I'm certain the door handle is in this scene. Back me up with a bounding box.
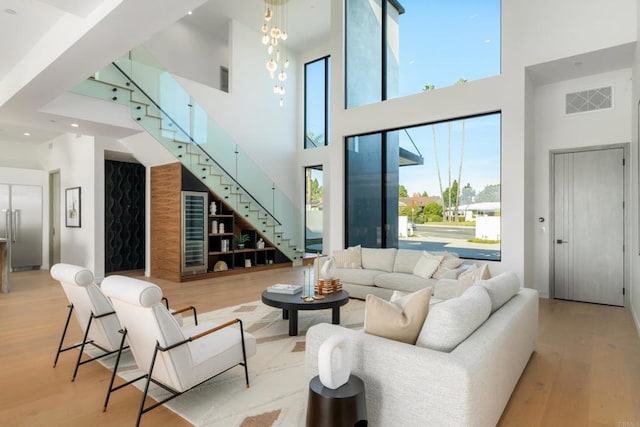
[11,210,17,243]
[556,239,568,244]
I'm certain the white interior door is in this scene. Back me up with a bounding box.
[552,147,624,306]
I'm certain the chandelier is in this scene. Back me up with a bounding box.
[261,0,290,106]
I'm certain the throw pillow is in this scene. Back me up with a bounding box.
[412,252,444,279]
[333,245,362,269]
[431,252,464,279]
[364,287,432,345]
[477,271,520,313]
[416,285,492,352]
[455,263,491,297]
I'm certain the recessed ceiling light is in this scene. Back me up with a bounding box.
[4,8,17,15]
[71,123,79,128]
[23,132,31,136]
[187,10,192,15]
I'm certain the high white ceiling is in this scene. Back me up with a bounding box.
[0,0,634,148]
[0,0,329,146]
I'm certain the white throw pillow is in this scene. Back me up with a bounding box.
[333,245,362,269]
[455,263,491,296]
[431,252,464,279]
[477,271,520,313]
[413,252,444,279]
[416,285,491,352]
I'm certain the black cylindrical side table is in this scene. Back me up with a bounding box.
[306,374,367,427]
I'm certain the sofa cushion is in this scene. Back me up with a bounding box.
[413,251,444,278]
[333,245,362,269]
[364,287,432,344]
[477,272,520,313]
[455,263,491,296]
[416,285,491,352]
[361,247,397,273]
[392,249,423,274]
[431,252,465,279]
[374,272,434,293]
[335,268,381,287]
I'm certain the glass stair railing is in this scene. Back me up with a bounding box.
[71,47,302,264]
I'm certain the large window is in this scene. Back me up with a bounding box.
[304,56,330,148]
[346,112,501,260]
[346,0,501,107]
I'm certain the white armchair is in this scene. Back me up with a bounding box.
[51,263,125,381]
[101,275,257,426]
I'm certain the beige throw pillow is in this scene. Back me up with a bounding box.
[431,252,464,279]
[455,264,491,296]
[364,287,432,344]
[333,245,362,269]
[412,252,443,279]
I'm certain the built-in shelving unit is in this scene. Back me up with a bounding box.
[150,162,291,282]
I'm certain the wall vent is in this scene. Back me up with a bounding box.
[565,86,612,114]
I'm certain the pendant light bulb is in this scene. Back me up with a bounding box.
[264,8,272,21]
[281,32,288,41]
[262,34,269,45]
[278,70,287,81]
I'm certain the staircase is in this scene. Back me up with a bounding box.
[71,47,302,265]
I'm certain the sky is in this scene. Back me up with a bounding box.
[393,0,501,197]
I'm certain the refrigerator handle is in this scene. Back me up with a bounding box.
[3,209,9,240]
[11,209,17,243]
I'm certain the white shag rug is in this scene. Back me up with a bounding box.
[98,298,365,426]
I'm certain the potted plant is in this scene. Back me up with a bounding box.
[235,234,250,249]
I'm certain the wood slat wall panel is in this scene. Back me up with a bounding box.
[150,163,182,281]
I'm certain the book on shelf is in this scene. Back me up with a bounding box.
[267,284,303,295]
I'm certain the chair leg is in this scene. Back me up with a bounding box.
[53,304,74,368]
[238,319,250,388]
[136,343,161,427]
[71,314,94,381]
[103,329,128,412]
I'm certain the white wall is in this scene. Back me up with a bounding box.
[37,133,97,273]
[510,0,636,67]
[630,5,640,333]
[0,141,42,170]
[145,19,228,90]
[531,69,633,297]
[174,19,299,203]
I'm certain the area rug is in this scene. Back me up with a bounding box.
[98,298,365,426]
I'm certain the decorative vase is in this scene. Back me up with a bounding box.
[318,334,352,389]
[320,256,336,280]
[209,202,217,215]
[219,223,225,233]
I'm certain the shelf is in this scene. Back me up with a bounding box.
[209,214,233,218]
[208,251,234,256]
[208,232,234,237]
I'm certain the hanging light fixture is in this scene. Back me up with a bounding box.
[262,0,290,106]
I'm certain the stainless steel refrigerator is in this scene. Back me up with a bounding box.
[0,184,43,271]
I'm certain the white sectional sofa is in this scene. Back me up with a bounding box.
[305,272,538,427]
[319,247,471,300]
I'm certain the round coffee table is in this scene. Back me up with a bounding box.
[261,289,350,336]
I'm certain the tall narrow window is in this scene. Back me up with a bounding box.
[346,0,501,107]
[305,166,324,253]
[304,56,330,148]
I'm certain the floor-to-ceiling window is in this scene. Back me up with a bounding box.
[305,166,324,253]
[346,112,501,260]
[346,0,501,107]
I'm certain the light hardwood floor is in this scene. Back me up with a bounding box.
[1,268,639,426]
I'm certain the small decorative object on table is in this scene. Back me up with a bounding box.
[318,334,353,389]
[267,283,303,294]
[315,279,342,295]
